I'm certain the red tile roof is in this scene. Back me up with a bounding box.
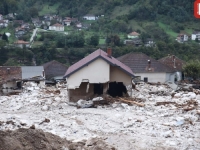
[64,49,134,78]
[158,55,185,71]
[14,40,29,44]
[0,66,22,84]
[52,23,63,27]
[128,32,140,36]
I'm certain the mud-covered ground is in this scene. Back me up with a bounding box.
[0,82,200,150]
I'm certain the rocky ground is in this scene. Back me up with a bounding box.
[0,82,200,150]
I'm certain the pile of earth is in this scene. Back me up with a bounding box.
[0,128,115,150]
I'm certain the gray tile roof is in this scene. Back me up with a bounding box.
[117,52,175,73]
[42,60,68,79]
[21,66,44,80]
[64,49,134,78]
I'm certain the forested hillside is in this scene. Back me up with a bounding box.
[0,0,200,66]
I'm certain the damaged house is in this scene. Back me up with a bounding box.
[117,52,178,83]
[21,66,45,86]
[158,54,185,81]
[63,49,135,102]
[0,66,22,94]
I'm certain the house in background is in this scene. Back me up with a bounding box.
[158,54,185,80]
[0,66,22,94]
[191,31,200,41]
[176,34,189,43]
[43,60,68,80]
[21,66,45,86]
[64,48,134,102]
[144,38,155,47]
[117,52,177,83]
[49,23,64,31]
[14,40,30,48]
[127,31,140,39]
[83,14,96,20]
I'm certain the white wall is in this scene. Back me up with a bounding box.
[134,72,176,83]
[83,16,96,20]
[67,58,110,89]
[2,81,17,93]
[49,26,64,31]
[191,34,196,40]
[110,66,132,86]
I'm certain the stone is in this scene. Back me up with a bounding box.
[41,105,49,111]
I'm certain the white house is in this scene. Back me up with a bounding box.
[83,14,96,20]
[63,48,135,102]
[176,34,189,43]
[14,40,30,48]
[49,23,64,31]
[191,31,200,41]
[118,52,178,83]
[127,32,140,39]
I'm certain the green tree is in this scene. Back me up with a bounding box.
[183,60,200,80]
[2,32,8,42]
[90,34,99,46]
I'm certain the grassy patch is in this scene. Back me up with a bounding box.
[99,38,105,44]
[158,22,178,38]
[111,5,132,19]
[31,41,43,48]
[0,27,16,43]
[39,3,60,16]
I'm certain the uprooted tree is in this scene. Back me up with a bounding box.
[183,60,200,80]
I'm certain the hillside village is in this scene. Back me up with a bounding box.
[1,12,200,49]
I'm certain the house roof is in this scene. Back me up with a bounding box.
[0,66,21,84]
[52,23,63,27]
[42,60,68,78]
[158,55,185,71]
[21,66,44,80]
[128,32,140,36]
[64,49,134,78]
[117,52,175,73]
[14,40,29,44]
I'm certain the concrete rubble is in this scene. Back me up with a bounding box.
[0,82,200,149]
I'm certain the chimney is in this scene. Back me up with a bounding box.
[7,68,10,74]
[148,60,151,70]
[107,48,112,57]
[172,55,176,68]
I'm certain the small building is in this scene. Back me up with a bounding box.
[144,38,155,47]
[0,20,8,28]
[117,52,177,83]
[0,66,22,94]
[43,60,68,80]
[191,31,200,41]
[64,48,135,102]
[21,66,45,86]
[158,54,185,80]
[127,32,140,39]
[49,23,64,31]
[14,40,30,48]
[124,38,142,47]
[176,34,188,43]
[83,14,96,20]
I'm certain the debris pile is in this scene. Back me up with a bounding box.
[0,128,115,150]
[0,81,200,149]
